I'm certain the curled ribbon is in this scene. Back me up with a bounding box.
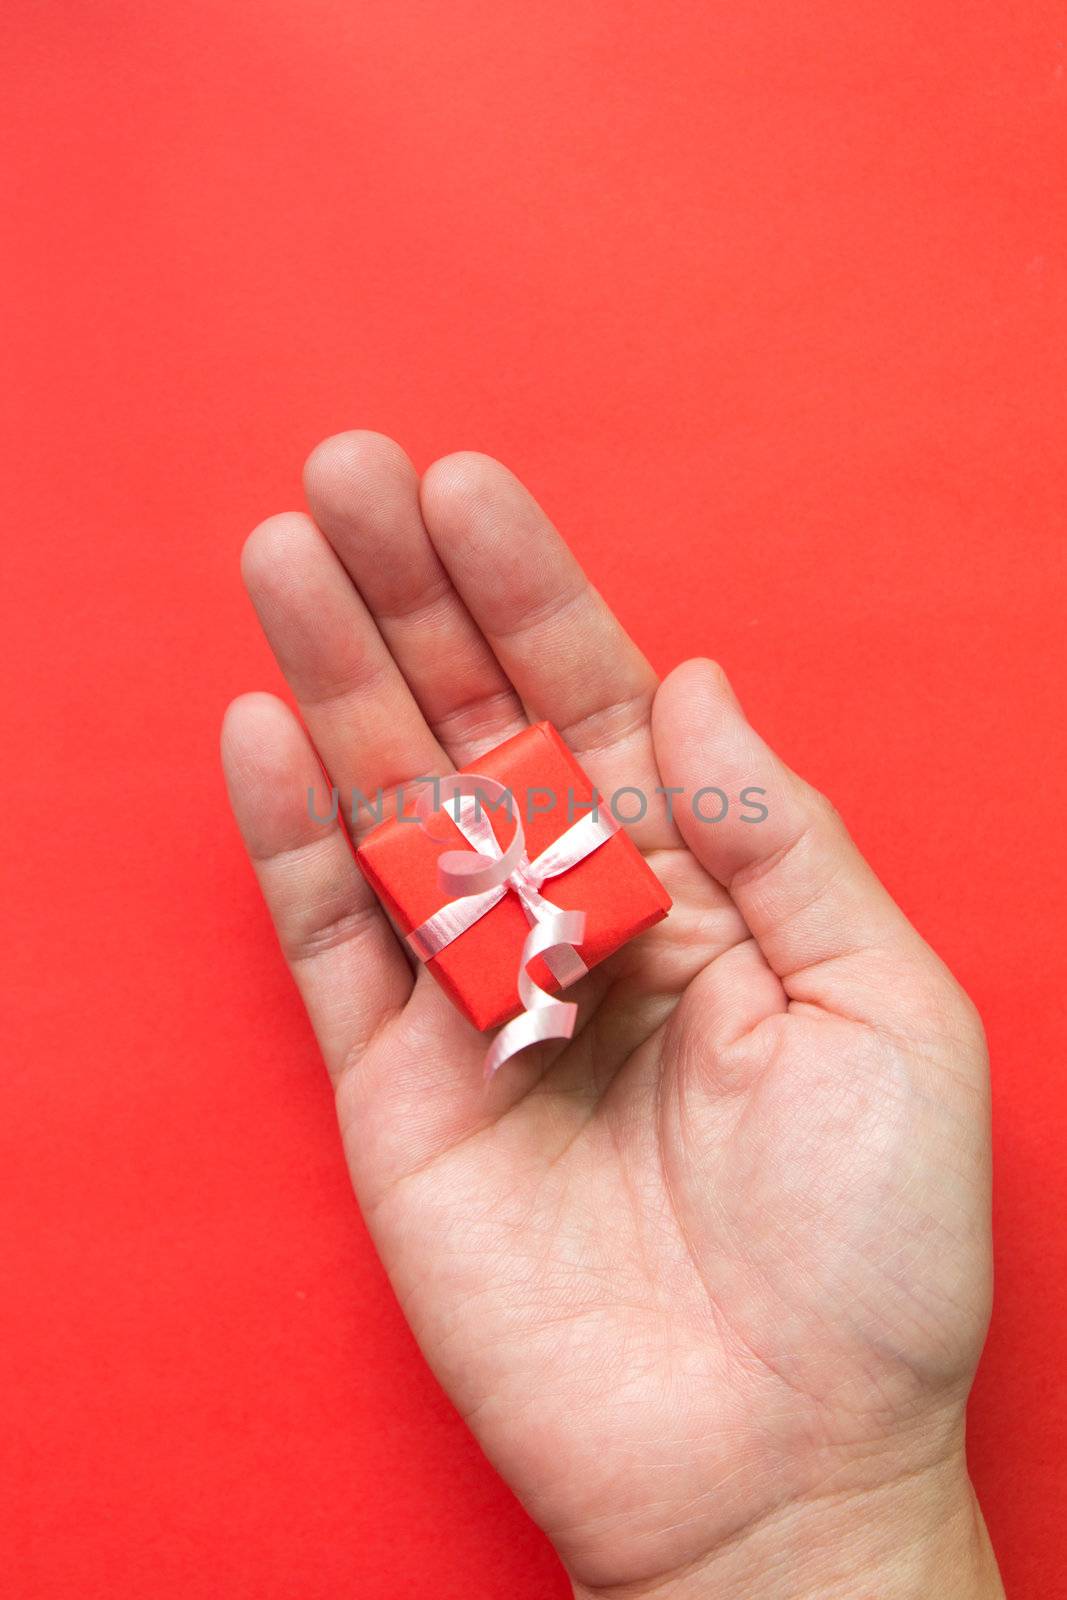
[406,773,619,1078]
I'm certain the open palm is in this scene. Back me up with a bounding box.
[222,435,994,1598]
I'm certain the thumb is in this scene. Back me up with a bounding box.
[652,658,973,1036]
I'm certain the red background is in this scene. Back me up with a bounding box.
[2,3,1064,1595]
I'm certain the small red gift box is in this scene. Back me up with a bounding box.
[356,721,672,1032]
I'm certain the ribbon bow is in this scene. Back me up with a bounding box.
[406,773,619,1078]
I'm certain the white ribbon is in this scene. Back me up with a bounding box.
[405,773,619,1077]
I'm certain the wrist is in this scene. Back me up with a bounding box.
[571,1455,1003,1600]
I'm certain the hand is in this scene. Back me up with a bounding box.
[221,434,1001,1599]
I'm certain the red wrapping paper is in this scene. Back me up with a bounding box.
[356,721,672,1031]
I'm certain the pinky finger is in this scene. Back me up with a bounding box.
[221,693,412,1080]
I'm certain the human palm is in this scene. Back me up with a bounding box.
[222,434,995,1597]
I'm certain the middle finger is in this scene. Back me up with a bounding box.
[303,431,528,766]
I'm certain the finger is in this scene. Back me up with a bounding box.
[652,658,956,1027]
[221,697,582,1181]
[303,432,528,765]
[221,693,411,1078]
[241,511,451,837]
[419,453,677,849]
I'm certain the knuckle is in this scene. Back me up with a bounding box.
[283,900,380,967]
[799,778,842,829]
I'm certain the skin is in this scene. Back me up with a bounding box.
[221,432,1003,1599]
